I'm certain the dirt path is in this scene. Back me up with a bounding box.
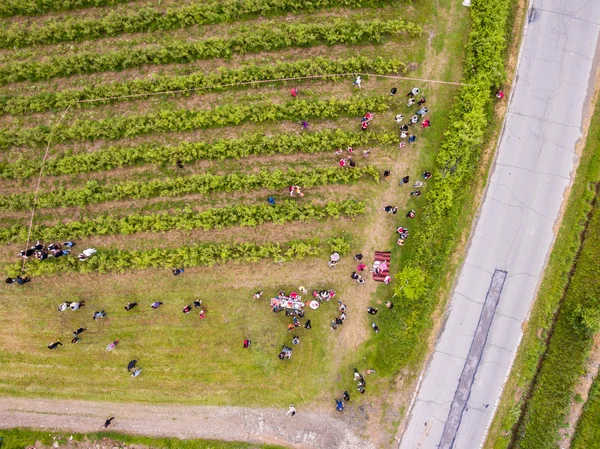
[0,397,375,449]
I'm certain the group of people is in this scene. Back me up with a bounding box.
[17,241,97,263]
[48,295,213,378]
[331,299,347,330]
[360,111,374,131]
[395,171,433,246]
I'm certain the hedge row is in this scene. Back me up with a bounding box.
[0,0,130,17]
[0,129,396,180]
[0,166,380,211]
[0,95,395,149]
[370,0,513,375]
[0,56,404,116]
[1,0,397,48]
[7,236,351,276]
[0,19,420,85]
[0,199,366,243]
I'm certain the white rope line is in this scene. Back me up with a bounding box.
[18,71,465,272]
[76,72,467,104]
[21,104,71,273]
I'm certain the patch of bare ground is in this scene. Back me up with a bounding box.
[0,6,401,66]
[557,333,600,448]
[0,38,415,96]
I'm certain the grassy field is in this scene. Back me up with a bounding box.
[0,428,285,449]
[0,0,475,421]
[483,77,600,448]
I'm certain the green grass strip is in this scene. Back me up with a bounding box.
[0,166,380,211]
[0,0,131,18]
[0,199,365,243]
[365,0,513,376]
[0,19,420,85]
[0,428,287,449]
[0,129,396,179]
[0,56,404,116]
[571,374,600,449]
[0,0,398,48]
[0,95,395,149]
[6,235,352,276]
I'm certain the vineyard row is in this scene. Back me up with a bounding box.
[0,166,380,211]
[0,96,395,149]
[0,129,396,180]
[0,0,130,17]
[1,0,397,48]
[0,56,404,116]
[0,199,365,244]
[7,236,351,277]
[0,19,420,85]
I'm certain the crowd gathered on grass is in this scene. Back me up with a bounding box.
[4,78,438,413]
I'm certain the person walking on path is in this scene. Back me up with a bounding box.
[291,87,298,98]
[353,76,362,88]
[103,417,114,428]
[286,405,296,416]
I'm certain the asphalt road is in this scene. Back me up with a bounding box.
[399,1,600,448]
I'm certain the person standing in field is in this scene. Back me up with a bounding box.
[287,404,296,416]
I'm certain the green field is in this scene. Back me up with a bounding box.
[0,1,520,446]
[0,0,476,418]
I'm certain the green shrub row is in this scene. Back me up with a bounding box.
[7,236,351,276]
[369,0,513,376]
[0,0,130,17]
[0,129,396,179]
[0,199,365,243]
[1,0,397,48]
[0,56,404,116]
[0,19,420,85]
[0,166,379,211]
[0,95,395,149]
[515,202,600,449]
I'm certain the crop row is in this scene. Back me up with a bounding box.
[0,0,130,18]
[0,56,404,116]
[0,129,396,180]
[0,96,395,149]
[1,0,397,48]
[0,19,420,85]
[7,236,351,277]
[0,199,366,244]
[0,166,380,211]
